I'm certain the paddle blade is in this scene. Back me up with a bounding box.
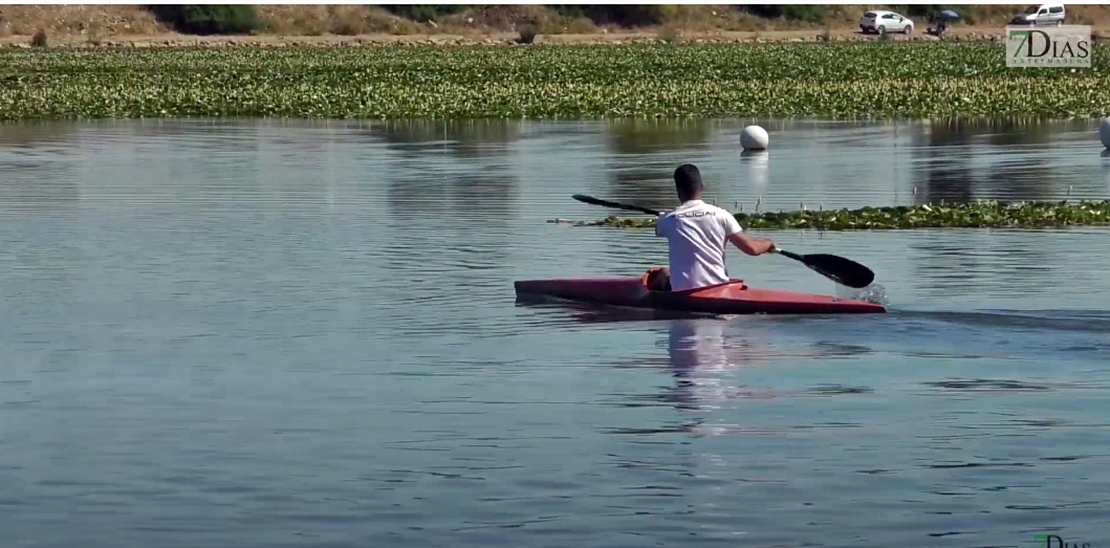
[798,253,875,288]
[571,194,661,216]
[571,194,612,208]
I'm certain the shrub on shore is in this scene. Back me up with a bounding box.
[741,5,829,24]
[148,5,259,35]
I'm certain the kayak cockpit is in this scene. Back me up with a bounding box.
[643,266,748,295]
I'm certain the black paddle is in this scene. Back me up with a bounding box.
[571,193,876,289]
[572,194,662,216]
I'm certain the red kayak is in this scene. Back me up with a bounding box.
[515,268,886,315]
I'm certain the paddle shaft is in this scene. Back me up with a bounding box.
[773,248,830,274]
[773,248,805,262]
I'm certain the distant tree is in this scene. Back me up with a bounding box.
[147,5,259,35]
[887,5,968,22]
[741,5,828,23]
[548,5,674,27]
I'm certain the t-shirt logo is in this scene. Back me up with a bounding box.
[676,210,713,219]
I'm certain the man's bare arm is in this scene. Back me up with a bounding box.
[727,232,776,256]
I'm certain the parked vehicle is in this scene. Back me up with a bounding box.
[859,10,915,35]
[1009,3,1066,26]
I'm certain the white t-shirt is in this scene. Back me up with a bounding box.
[655,200,743,292]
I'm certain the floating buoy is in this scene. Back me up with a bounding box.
[1100,117,1110,150]
[740,125,769,151]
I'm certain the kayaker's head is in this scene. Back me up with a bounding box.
[673,163,704,202]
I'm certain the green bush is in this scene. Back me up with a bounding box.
[549,5,672,27]
[147,5,259,35]
[740,5,828,23]
[517,25,538,44]
[888,5,971,23]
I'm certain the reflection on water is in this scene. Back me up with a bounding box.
[1103,150,1110,194]
[0,122,80,211]
[369,119,523,160]
[2,117,1107,216]
[0,120,79,149]
[907,230,1064,300]
[911,118,1075,205]
[2,118,1110,548]
[606,118,714,156]
[664,319,774,415]
[597,318,781,436]
[738,150,769,201]
[603,119,717,212]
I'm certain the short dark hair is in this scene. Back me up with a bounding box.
[673,164,703,197]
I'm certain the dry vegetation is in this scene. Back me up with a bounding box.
[253,5,421,36]
[1,4,1110,45]
[0,5,165,38]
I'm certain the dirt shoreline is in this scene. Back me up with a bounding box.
[7,26,1108,49]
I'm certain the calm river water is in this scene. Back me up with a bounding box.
[2,118,1110,548]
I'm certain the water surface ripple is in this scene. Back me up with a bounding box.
[1,119,1109,548]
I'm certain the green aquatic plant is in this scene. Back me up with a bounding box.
[0,42,1108,121]
[563,200,1110,230]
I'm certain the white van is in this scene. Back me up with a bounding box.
[1010,4,1066,26]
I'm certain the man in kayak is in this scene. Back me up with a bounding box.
[646,164,776,292]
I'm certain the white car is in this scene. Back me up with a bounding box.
[859,10,915,35]
[1009,3,1066,26]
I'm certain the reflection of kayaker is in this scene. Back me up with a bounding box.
[669,319,730,373]
[665,319,777,413]
[647,164,776,292]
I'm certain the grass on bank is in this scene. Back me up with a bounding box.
[1,42,1108,121]
[574,201,1110,230]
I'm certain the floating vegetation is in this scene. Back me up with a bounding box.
[563,201,1110,230]
[0,42,1108,121]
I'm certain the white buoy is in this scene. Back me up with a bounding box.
[740,125,769,151]
[1100,117,1110,149]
